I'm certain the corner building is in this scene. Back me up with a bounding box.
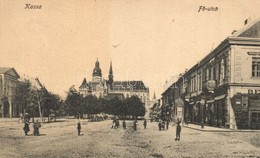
[162,18,260,129]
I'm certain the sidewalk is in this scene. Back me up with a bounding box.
[183,123,260,132]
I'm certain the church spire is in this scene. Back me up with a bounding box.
[108,61,114,85]
[153,91,156,100]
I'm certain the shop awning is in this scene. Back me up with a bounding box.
[206,100,214,103]
[214,94,226,101]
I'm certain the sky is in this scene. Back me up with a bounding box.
[1,0,260,99]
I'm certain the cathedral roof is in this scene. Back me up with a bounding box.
[111,81,148,91]
[92,59,102,77]
[79,78,90,88]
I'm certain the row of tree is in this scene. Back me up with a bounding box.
[14,80,146,121]
[65,88,146,119]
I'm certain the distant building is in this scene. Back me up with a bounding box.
[0,67,20,118]
[162,18,260,129]
[79,59,150,111]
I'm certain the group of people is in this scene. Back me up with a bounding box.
[158,119,170,131]
[111,119,120,129]
[23,118,182,141]
[110,119,148,131]
[23,119,42,136]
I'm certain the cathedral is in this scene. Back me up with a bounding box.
[79,59,150,108]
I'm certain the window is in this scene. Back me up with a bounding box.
[198,74,202,91]
[208,68,211,80]
[252,57,260,77]
[218,62,221,82]
[213,67,216,80]
[251,112,260,123]
[223,59,227,77]
[206,68,209,81]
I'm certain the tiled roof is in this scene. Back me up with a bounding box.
[233,18,260,38]
[0,67,20,78]
[0,67,13,74]
[79,79,148,91]
[111,81,148,91]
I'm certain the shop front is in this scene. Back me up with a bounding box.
[231,93,260,129]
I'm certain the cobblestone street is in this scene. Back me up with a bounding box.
[0,119,259,158]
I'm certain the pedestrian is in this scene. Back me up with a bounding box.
[23,120,30,136]
[162,121,165,130]
[158,119,162,131]
[122,120,126,130]
[115,119,120,128]
[77,121,81,136]
[143,119,147,129]
[175,122,181,141]
[133,119,138,131]
[33,120,41,136]
[166,120,169,130]
[111,119,115,129]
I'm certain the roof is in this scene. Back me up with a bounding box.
[233,18,260,38]
[0,67,20,78]
[111,81,148,91]
[79,78,90,88]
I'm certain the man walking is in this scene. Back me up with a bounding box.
[175,122,181,141]
[166,120,169,130]
[23,120,30,136]
[122,120,126,130]
[33,120,41,136]
[133,119,138,131]
[77,121,81,136]
[143,119,147,129]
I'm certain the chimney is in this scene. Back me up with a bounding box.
[231,30,237,35]
[244,17,252,25]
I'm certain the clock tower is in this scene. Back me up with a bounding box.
[92,58,102,82]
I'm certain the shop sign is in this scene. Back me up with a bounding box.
[248,89,260,94]
[235,99,241,105]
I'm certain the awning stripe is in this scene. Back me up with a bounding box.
[206,100,214,103]
[214,94,226,101]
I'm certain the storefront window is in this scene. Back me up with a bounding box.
[251,112,260,123]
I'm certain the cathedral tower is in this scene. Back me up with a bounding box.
[92,58,102,82]
[108,61,114,86]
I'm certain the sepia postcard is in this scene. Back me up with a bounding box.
[0,0,260,157]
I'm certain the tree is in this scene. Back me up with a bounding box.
[65,87,82,118]
[13,79,32,116]
[43,92,63,122]
[126,96,145,118]
[30,87,48,121]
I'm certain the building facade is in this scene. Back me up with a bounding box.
[162,18,260,129]
[0,67,20,118]
[79,59,150,113]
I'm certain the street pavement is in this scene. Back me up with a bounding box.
[0,119,259,158]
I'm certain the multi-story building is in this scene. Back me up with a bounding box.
[0,67,20,118]
[162,18,260,129]
[79,59,150,113]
